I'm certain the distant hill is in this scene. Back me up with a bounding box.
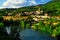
[0,0,60,16]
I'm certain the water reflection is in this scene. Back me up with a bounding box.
[5,26,11,35]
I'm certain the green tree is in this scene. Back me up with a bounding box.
[0,22,4,28]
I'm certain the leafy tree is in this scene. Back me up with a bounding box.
[0,22,4,28]
[41,1,60,16]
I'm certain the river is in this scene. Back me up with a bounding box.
[0,27,56,40]
[19,29,55,40]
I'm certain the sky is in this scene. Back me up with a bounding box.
[0,0,51,9]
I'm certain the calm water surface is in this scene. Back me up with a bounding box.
[6,27,54,40]
[0,27,55,40]
[19,29,55,40]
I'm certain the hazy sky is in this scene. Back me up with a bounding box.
[0,0,51,9]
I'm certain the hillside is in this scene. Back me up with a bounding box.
[0,0,60,16]
[41,1,60,16]
[0,0,60,22]
[0,0,60,39]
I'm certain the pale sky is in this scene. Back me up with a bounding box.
[0,0,51,9]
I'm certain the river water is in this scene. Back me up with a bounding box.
[0,27,56,40]
[19,29,55,40]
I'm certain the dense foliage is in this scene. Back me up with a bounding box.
[41,1,60,16]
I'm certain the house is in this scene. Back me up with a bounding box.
[36,11,40,14]
[24,12,29,15]
[8,13,13,15]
